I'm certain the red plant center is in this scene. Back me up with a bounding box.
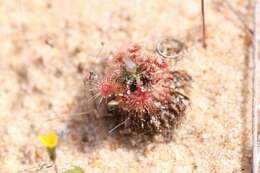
[99,82,115,96]
[130,88,149,105]
[154,58,168,68]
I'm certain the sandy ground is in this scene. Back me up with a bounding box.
[0,0,260,172]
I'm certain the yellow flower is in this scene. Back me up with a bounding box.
[38,133,58,148]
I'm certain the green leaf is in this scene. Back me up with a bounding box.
[63,167,84,173]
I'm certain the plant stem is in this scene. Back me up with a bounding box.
[54,161,58,173]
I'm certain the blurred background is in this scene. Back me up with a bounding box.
[0,0,259,172]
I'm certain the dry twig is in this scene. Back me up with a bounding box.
[201,0,207,48]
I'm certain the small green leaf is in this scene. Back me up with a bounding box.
[63,167,84,173]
